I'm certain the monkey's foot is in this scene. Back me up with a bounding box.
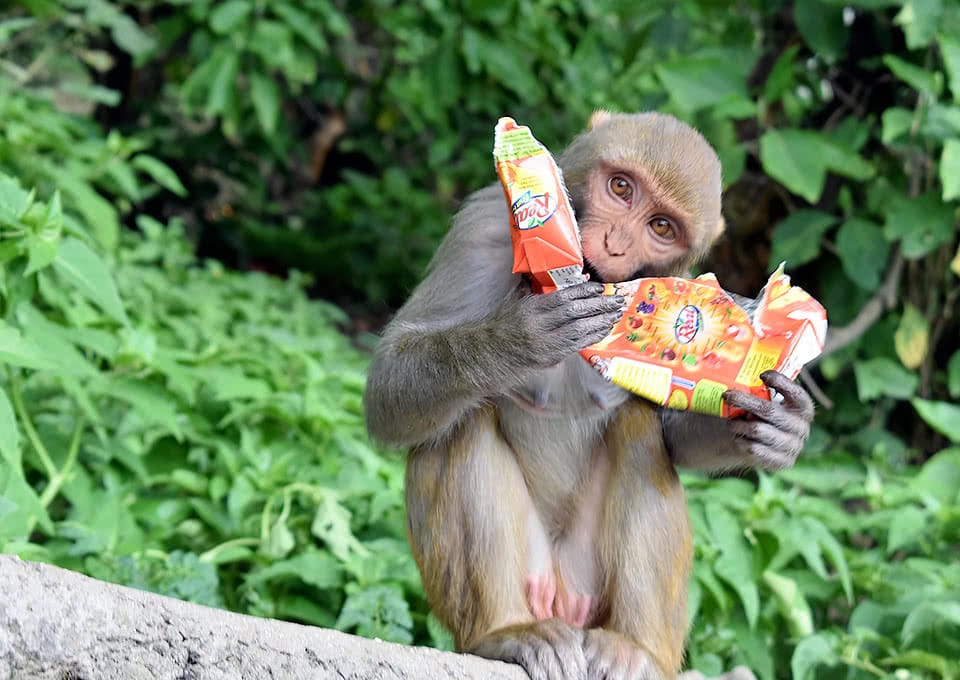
[470,619,586,680]
[584,629,662,680]
[554,586,594,628]
[525,571,557,620]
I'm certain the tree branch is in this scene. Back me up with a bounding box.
[818,251,904,360]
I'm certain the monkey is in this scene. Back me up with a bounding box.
[364,111,814,680]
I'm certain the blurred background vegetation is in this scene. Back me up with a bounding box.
[0,0,958,677]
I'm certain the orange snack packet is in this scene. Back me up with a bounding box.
[494,117,587,293]
[580,265,828,417]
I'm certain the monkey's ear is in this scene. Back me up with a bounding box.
[587,109,613,130]
[714,215,727,240]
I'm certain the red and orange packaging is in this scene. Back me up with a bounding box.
[494,117,587,293]
[493,117,828,417]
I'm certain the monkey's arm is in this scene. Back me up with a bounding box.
[662,371,814,472]
[365,187,622,448]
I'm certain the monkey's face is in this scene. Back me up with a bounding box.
[578,164,696,283]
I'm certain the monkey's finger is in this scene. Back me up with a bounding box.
[550,281,606,302]
[722,389,806,435]
[760,370,815,422]
[560,313,623,348]
[729,418,779,446]
[729,420,803,466]
[548,295,625,329]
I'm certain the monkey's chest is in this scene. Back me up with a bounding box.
[506,355,630,416]
[495,358,630,505]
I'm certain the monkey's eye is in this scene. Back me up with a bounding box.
[649,217,676,240]
[608,175,633,202]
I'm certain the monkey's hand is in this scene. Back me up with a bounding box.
[499,281,624,369]
[721,370,814,470]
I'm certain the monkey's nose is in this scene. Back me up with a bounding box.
[603,233,626,257]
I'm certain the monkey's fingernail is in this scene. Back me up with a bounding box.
[615,296,625,304]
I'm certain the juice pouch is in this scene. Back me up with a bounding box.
[580,264,827,417]
[494,117,587,293]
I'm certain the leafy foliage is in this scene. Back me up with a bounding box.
[1,1,959,679]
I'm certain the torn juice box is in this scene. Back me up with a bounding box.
[494,117,587,293]
[580,264,828,417]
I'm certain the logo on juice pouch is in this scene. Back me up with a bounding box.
[674,305,702,345]
[511,190,558,230]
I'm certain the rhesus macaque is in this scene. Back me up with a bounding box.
[365,112,814,680]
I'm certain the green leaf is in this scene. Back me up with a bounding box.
[763,571,814,637]
[132,155,187,197]
[0,463,52,538]
[883,54,943,96]
[912,399,960,442]
[52,175,119,252]
[948,350,960,398]
[912,448,960,504]
[835,217,890,289]
[336,584,413,644]
[246,548,343,590]
[109,13,157,59]
[902,601,960,643]
[249,73,282,136]
[854,357,919,400]
[0,324,61,371]
[894,0,943,49]
[656,50,752,113]
[769,210,837,266]
[884,191,956,258]
[25,192,63,276]
[941,35,960,101]
[894,304,930,370]
[887,506,927,553]
[0,387,20,465]
[706,503,758,628]
[272,3,327,52]
[760,130,826,203]
[940,138,960,201]
[53,238,128,325]
[97,377,183,440]
[311,493,367,562]
[760,129,873,203]
[791,633,839,680]
[881,107,914,144]
[0,174,32,224]
[794,0,847,59]
[205,47,240,117]
[209,0,252,34]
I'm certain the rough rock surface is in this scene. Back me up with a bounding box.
[0,555,525,680]
[0,555,756,680]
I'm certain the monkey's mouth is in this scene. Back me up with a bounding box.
[582,259,606,284]
[583,258,650,284]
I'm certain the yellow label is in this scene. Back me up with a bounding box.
[667,390,689,409]
[735,339,781,386]
[691,379,727,415]
[610,358,672,405]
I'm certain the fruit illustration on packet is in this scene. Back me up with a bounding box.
[493,117,828,417]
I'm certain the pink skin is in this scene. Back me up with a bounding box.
[526,571,595,628]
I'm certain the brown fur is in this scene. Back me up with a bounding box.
[367,112,727,680]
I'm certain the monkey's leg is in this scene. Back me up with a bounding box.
[405,406,586,680]
[588,400,694,680]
